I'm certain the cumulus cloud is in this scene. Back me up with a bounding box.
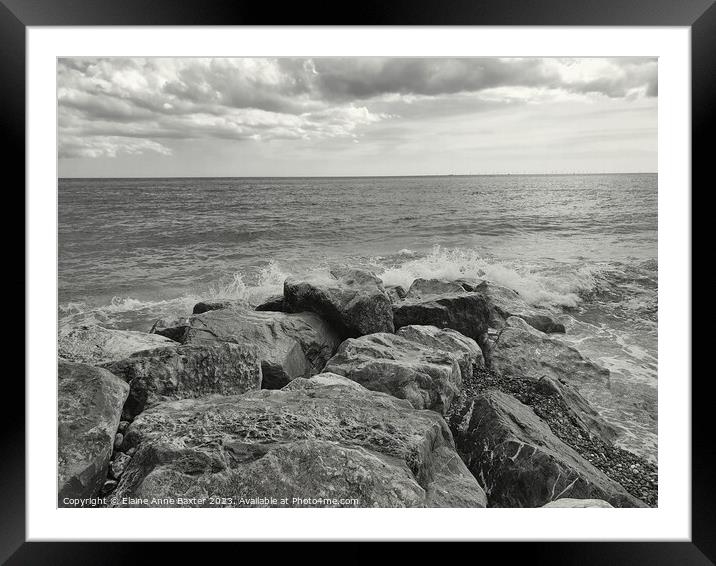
[57,57,657,159]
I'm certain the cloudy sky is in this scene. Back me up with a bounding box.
[58,57,657,177]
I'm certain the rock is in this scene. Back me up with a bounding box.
[396,324,484,380]
[542,498,613,508]
[111,374,486,508]
[405,278,469,298]
[535,376,618,444]
[114,433,124,451]
[489,317,610,385]
[385,285,407,303]
[110,452,132,480]
[58,325,177,365]
[156,309,339,389]
[104,343,262,419]
[192,300,245,315]
[474,281,565,333]
[117,421,130,434]
[149,317,190,341]
[450,389,646,508]
[392,292,491,342]
[58,360,129,503]
[323,332,462,414]
[255,294,286,312]
[284,268,394,338]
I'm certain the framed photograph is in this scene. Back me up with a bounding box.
[10,0,711,561]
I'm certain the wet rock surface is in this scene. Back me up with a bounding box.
[392,292,491,342]
[487,316,610,386]
[284,268,394,338]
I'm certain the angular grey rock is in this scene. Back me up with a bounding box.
[104,343,262,418]
[284,268,394,338]
[474,281,565,333]
[396,324,484,381]
[156,309,339,389]
[58,325,177,365]
[489,316,609,385]
[323,332,462,414]
[392,292,491,342]
[255,294,286,312]
[58,360,129,503]
[192,300,246,315]
[405,278,470,298]
[111,374,487,508]
[542,498,613,508]
[450,389,646,508]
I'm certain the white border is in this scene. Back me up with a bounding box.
[27,26,691,541]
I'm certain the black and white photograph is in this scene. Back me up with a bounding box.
[56,56,659,510]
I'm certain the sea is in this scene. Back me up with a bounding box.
[58,174,658,463]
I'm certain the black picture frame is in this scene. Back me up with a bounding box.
[6,0,711,562]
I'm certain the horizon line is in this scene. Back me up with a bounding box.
[58,171,657,180]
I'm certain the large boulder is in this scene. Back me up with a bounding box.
[103,343,262,419]
[474,281,565,333]
[396,324,484,381]
[254,294,286,312]
[323,333,462,414]
[192,300,246,315]
[450,389,646,508]
[58,360,129,504]
[283,268,394,338]
[110,374,487,508]
[488,317,610,385]
[156,309,339,389]
[58,325,177,365]
[405,278,470,298]
[392,292,491,342]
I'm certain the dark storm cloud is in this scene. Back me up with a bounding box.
[57,57,657,159]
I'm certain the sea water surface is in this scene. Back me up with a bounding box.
[58,174,658,462]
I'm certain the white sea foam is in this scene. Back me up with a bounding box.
[376,245,601,308]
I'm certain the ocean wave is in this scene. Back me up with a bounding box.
[375,245,601,308]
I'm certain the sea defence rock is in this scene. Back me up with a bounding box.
[396,324,484,380]
[58,360,129,503]
[155,309,339,389]
[323,333,462,414]
[489,317,610,385]
[406,278,468,298]
[474,281,565,333]
[392,292,491,342]
[534,376,618,444]
[542,498,613,508]
[451,390,646,508]
[283,268,394,338]
[192,300,246,315]
[110,374,487,508]
[58,325,177,365]
[103,343,262,419]
[254,294,286,312]
[385,285,407,303]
